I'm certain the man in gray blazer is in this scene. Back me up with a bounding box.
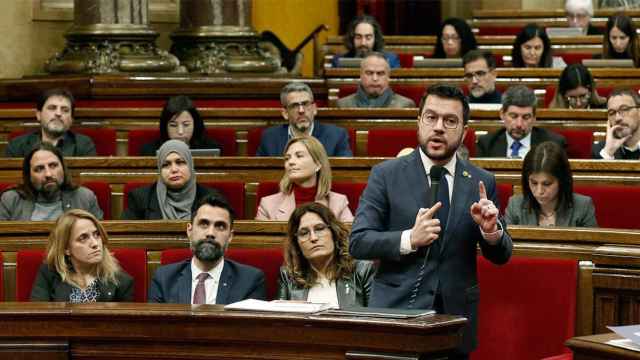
[149,194,266,304]
[337,52,415,109]
[350,84,512,358]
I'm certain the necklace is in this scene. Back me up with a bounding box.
[540,211,556,218]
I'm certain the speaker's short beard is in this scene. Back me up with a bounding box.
[193,237,224,263]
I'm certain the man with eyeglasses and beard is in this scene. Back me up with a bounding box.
[0,143,103,220]
[149,194,266,304]
[5,88,96,157]
[592,88,640,160]
[463,50,501,104]
[350,84,512,359]
[256,82,352,156]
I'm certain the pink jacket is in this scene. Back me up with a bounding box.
[255,191,354,222]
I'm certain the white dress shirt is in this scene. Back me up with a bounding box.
[306,276,339,307]
[190,257,224,305]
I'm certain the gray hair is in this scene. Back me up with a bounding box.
[565,0,593,17]
[361,52,390,69]
[280,82,315,107]
[502,85,537,113]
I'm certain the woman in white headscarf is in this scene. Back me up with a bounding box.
[122,140,220,220]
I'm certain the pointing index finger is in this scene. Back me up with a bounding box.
[423,202,442,219]
[478,181,487,200]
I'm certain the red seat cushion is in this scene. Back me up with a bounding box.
[16,250,45,302]
[472,256,577,360]
[553,129,593,159]
[247,128,265,156]
[111,248,147,302]
[476,26,523,36]
[397,53,414,68]
[123,181,246,219]
[496,183,513,216]
[160,247,283,300]
[81,181,111,220]
[127,127,237,156]
[561,53,595,65]
[17,248,146,302]
[9,128,116,156]
[574,185,640,229]
[331,182,367,214]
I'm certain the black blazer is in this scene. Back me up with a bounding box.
[121,182,218,220]
[476,127,566,158]
[30,264,134,302]
[139,137,222,156]
[276,261,376,307]
[148,259,266,304]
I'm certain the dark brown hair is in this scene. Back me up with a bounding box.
[284,202,354,288]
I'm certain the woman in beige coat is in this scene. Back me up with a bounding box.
[256,136,353,222]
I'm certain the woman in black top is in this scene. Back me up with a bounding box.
[140,95,221,156]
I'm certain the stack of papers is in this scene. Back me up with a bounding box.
[607,325,640,352]
[224,299,336,314]
[319,306,435,319]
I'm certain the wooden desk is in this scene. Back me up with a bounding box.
[0,302,466,360]
[567,333,640,360]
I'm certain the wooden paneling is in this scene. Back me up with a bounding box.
[0,302,465,359]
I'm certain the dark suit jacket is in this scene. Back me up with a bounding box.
[256,122,352,157]
[476,127,566,158]
[148,259,266,304]
[30,264,134,302]
[591,141,640,159]
[121,182,218,220]
[276,261,375,307]
[5,131,96,158]
[349,150,513,354]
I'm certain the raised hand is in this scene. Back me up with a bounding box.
[470,181,498,233]
[410,203,442,249]
[603,122,632,158]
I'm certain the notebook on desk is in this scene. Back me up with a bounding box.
[413,57,462,68]
[318,306,435,319]
[582,59,634,68]
[337,57,363,68]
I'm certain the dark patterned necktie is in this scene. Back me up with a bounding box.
[193,273,210,304]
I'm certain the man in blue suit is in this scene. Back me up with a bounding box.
[148,194,266,304]
[350,84,512,359]
[256,82,352,157]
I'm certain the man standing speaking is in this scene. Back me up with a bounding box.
[350,84,512,359]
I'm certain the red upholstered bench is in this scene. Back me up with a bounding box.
[574,185,640,229]
[472,256,577,360]
[366,128,477,158]
[16,248,148,302]
[9,128,117,156]
[127,127,237,156]
[123,181,246,219]
[256,181,365,216]
[159,247,284,300]
[496,183,513,216]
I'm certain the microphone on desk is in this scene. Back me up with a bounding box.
[408,166,445,308]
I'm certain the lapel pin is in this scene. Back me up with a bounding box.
[463,170,471,178]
